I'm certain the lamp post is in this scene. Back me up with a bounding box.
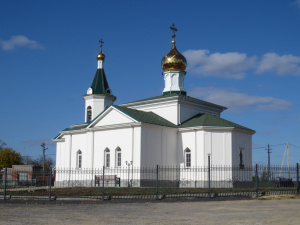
[41,142,48,186]
[126,161,132,187]
[208,153,211,198]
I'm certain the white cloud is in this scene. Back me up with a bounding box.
[190,87,292,112]
[183,49,256,79]
[257,53,300,76]
[0,35,44,51]
[292,0,300,8]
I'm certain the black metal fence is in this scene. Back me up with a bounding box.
[1,164,299,201]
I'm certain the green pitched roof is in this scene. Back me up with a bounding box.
[55,106,254,139]
[62,123,89,131]
[114,105,177,128]
[179,113,255,133]
[90,68,111,94]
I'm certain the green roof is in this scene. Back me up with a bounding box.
[114,105,177,128]
[90,68,111,94]
[55,106,254,139]
[179,113,255,132]
[62,123,89,131]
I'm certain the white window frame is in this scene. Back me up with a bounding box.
[77,150,82,169]
[104,148,110,168]
[115,147,121,167]
[184,148,191,168]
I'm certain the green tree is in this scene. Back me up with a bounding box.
[0,147,22,169]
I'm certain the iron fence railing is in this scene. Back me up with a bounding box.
[1,163,299,201]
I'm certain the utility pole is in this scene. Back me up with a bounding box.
[266,143,272,180]
[41,142,48,185]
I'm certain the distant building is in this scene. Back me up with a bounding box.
[1,165,41,185]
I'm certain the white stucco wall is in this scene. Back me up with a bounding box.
[92,126,140,168]
[140,125,177,167]
[180,103,221,124]
[178,129,232,167]
[84,95,115,122]
[94,109,134,127]
[232,131,252,167]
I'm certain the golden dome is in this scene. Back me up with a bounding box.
[161,40,187,72]
[97,51,105,61]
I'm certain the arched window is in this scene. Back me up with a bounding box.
[184,148,191,168]
[239,148,244,169]
[104,148,110,168]
[87,106,92,122]
[77,150,82,169]
[115,147,121,167]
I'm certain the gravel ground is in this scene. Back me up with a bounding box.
[1,198,300,225]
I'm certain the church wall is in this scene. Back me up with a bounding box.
[149,104,178,125]
[231,131,253,183]
[180,104,221,124]
[232,131,252,167]
[93,127,140,168]
[85,98,105,122]
[70,133,88,168]
[140,125,177,167]
[61,135,72,169]
[132,126,142,167]
[178,129,232,168]
[127,102,179,125]
[178,130,196,167]
[203,130,233,166]
[55,140,64,169]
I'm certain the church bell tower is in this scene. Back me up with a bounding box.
[83,39,116,123]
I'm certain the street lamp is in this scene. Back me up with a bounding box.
[126,161,132,187]
[41,142,48,186]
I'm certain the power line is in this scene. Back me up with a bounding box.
[253,143,286,150]
[290,143,300,149]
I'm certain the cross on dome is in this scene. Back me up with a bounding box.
[99,38,104,53]
[97,38,105,61]
[170,23,177,43]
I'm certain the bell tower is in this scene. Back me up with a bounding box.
[83,39,116,123]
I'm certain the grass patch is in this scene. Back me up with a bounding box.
[0,186,298,197]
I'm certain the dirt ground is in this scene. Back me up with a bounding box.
[1,196,300,225]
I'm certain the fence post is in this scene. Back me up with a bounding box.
[255,164,258,198]
[208,155,211,198]
[4,168,7,200]
[49,167,52,201]
[156,165,159,200]
[102,166,105,200]
[297,163,299,195]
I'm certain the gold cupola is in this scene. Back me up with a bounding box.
[96,38,105,61]
[97,51,105,61]
[161,24,187,72]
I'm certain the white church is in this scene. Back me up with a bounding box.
[54,25,255,187]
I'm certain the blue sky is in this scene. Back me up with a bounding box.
[1,0,300,166]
